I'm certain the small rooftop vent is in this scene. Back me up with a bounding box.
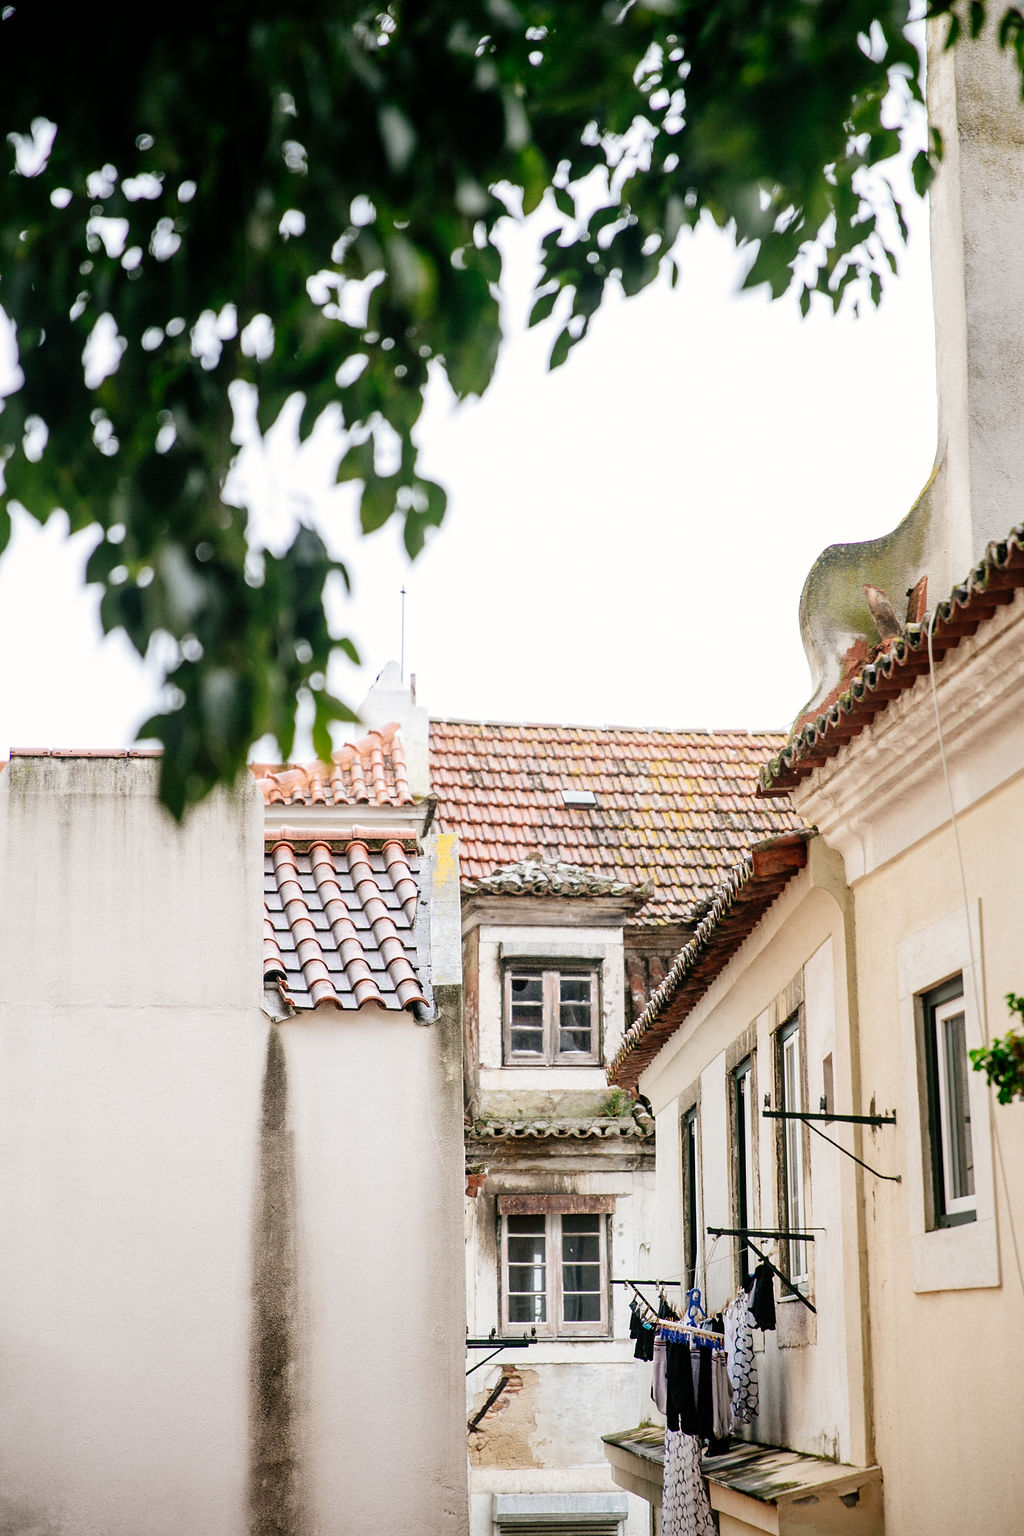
[561,788,597,808]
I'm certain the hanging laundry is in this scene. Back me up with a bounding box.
[662,1429,716,1536]
[748,1259,776,1331]
[630,1297,656,1361]
[653,1334,668,1415]
[711,1350,732,1442]
[724,1292,759,1425]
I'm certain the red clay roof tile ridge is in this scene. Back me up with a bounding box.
[431,718,789,738]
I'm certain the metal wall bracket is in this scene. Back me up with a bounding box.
[762,1100,901,1183]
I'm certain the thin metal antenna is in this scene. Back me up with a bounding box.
[400,586,406,681]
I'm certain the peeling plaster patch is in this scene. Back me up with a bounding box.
[468,1368,540,1470]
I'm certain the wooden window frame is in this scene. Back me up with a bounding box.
[922,975,976,1229]
[502,963,601,1066]
[499,1198,611,1339]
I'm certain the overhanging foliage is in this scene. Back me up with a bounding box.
[0,2,1020,813]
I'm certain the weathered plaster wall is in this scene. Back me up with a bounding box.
[286,993,467,1534]
[466,1162,656,1536]
[0,759,470,1536]
[0,757,265,1536]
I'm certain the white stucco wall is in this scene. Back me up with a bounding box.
[0,756,265,1536]
[0,757,469,1536]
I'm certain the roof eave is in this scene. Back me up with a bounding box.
[606,831,811,1092]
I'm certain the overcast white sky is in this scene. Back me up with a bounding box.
[0,192,938,757]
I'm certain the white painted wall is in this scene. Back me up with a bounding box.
[466,1163,657,1536]
[0,756,469,1536]
[0,756,264,1536]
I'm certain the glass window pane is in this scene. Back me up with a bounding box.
[510,974,543,1004]
[508,1235,545,1263]
[507,1215,547,1325]
[938,1005,975,1205]
[562,1263,600,1291]
[510,1026,544,1055]
[563,1291,601,1322]
[780,1025,807,1282]
[560,976,591,1005]
[562,1232,600,1263]
[509,1293,546,1323]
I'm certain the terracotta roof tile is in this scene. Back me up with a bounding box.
[251,723,413,809]
[760,525,1024,795]
[430,722,804,925]
[264,835,427,1013]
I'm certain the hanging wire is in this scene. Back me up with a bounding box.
[927,614,1024,1303]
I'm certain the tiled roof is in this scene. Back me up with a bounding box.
[760,526,1024,795]
[607,832,811,1090]
[263,835,428,1013]
[251,723,412,808]
[430,721,803,925]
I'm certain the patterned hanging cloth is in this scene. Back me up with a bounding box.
[662,1428,716,1536]
[723,1293,759,1425]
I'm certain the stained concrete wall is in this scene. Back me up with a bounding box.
[0,756,469,1536]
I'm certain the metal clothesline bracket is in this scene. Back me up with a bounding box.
[465,1333,537,1377]
[713,1229,818,1315]
[763,1101,902,1183]
[763,1107,897,1127]
[705,1226,819,1241]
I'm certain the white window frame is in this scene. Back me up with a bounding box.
[777,1014,810,1289]
[925,980,976,1225]
[898,902,998,1292]
[733,1057,756,1287]
[499,1204,610,1339]
[503,964,600,1065]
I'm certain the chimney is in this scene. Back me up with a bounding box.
[358,660,430,798]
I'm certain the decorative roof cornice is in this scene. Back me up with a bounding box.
[466,1111,655,1142]
[759,526,1024,796]
[607,832,811,1091]
[462,857,650,902]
